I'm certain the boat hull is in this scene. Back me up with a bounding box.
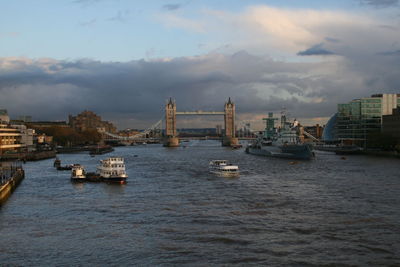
[209,171,239,177]
[246,144,314,160]
[314,145,363,155]
[71,177,86,183]
[102,177,127,184]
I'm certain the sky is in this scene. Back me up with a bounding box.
[1,0,400,130]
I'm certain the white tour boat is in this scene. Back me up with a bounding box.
[97,157,128,183]
[209,160,239,177]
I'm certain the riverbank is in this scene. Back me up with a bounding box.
[0,150,56,161]
[0,165,24,205]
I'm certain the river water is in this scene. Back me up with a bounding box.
[1,141,399,266]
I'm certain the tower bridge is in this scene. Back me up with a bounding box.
[102,97,247,147]
[164,98,239,147]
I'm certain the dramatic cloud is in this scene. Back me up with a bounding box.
[159,5,399,58]
[1,49,399,129]
[2,5,400,129]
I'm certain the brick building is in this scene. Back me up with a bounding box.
[68,110,117,133]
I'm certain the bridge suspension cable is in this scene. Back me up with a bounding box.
[101,119,162,141]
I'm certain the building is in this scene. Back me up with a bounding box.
[12,125,36,152]
[0,109,10,124]
[382,108,400,143]
[0,110,22,156]
[304,124,324,140]
[335,93,400,145]
[0,123,23,156]
[17,115,32,122]
[68,110,117,133]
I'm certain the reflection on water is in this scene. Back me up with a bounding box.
[1,141,400,266]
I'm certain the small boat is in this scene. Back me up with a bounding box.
[71,164,86,182]
[54,158,74,170]
[97,157,128,184]
[209,160,239,177]
[57,164,73,171]
[53,157,61,167]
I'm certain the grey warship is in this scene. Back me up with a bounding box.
[246,112,314,160]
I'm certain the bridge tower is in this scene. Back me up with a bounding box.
[222,98,239,147]
[164,98,179,147]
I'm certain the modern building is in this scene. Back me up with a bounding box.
[322,113,337,142]
[382,108,400,143]
[68,110,117,133]
[335,93,400,145]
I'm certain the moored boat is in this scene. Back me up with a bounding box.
[314,144,363,155]
[209,160,240,177]
[246,112,314,160]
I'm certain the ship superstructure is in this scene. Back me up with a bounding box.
[246,112,314,160]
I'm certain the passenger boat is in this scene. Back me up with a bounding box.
[71,164,86,182]
[70,157,127,183]
[209,160,240,177]
[97,157,128,184]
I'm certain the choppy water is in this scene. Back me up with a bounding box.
[1,141,399,266]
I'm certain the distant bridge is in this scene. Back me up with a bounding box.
[100,98,258,145]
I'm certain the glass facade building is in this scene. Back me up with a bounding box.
[335,94,400,144]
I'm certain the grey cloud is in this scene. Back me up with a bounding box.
[325,37,341,43]
[297,43,335,56]
[107,10,130,23]
[162,4,182,11]
[359,0,399,7]
[1,50,399,129]
[378,25,399,31]
[377,50,400,55]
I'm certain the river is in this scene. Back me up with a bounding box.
[1,141,399,266]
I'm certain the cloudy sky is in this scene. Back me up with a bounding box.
[1,0,400,130]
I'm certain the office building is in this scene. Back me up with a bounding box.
[335,93,400,144]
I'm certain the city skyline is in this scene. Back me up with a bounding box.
[1,0,400,129]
